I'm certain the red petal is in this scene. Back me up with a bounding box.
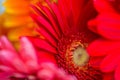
[37,50,56,65]
[88,19,98,33]
[36,3,61,37]
[100,49,120,72]
[31,12,57,47]
[89,56,103,68]
[88,13,120,40]
[31,14,58,41]
[115,64,120,80]
[46,0,69,34]
[28,37,57,54]
[93,0,115,13]
[97,14,120,40]
[87,39,120,56]
[36,27,57,47]
[103,72,114,80]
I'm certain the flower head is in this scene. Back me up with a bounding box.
[0,36,75,80]
[30,0,108,79]
[87,0,120,80]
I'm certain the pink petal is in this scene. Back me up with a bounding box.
[93,0,115,13]
[37,63,76,80]
[87,39,120,56]
[0,72,14,80]
[0,36,15,52]
[0,50,28,73]
[115,64,120,80]
[0,65,14,72]
[28,37,57,54]
[20,37,39,71]
[100,49,120,72]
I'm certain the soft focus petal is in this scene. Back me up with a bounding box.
[0,0,39,48]
[0,36,15,51]
[100,49,120,72]
[0,50,28,73]
[87,38,120,56]
[20,37,39,71]
[0,65,14,72]
[89,56,103,68]
[37,63,76,80]
[0,72,13,80]
[88,0,120,40]
[103,73,114,80]
[115,64,120,80]
[93,0,115,13]
[88,13,120,40]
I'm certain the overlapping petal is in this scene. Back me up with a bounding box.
[87,0,120,80]
[0,36,75,79]
[88,0,120,40]
[87,39,120,56]
[31,0,111,80]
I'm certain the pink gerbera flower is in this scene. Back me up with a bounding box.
[0,36,76,80]
[87,0,120,80]
[30,0,111,79]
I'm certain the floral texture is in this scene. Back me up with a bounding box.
[87,0,120,80]
[0,36,76,80]
[29,0,112,79]
[0,0,42,48]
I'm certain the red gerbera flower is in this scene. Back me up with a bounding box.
[29,0,110,79]
[0,36,76,80]
[87,0,120,80]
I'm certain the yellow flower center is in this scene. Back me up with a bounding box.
[73,46,89,66]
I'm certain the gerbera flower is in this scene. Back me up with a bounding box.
[87,0,120,80]
[0,36,76,80]
[30,0,109,79]
[1,0,57,48]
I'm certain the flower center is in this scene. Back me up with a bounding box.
[73,46,89,66]
[56,32,103,80]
